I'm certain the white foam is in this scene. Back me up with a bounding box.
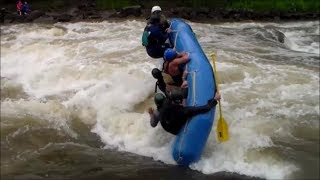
[1,99,77,138]
[92,112,176,164]
[2,20,318,180]
[284,31,320,54]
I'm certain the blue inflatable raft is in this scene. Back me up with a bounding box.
[168,18,217,166]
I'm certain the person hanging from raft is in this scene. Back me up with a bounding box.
[151,48,189,102]
[148,92,220,135]
[148,46,222,135]
[162,48,189,87]
[142,6,173,59]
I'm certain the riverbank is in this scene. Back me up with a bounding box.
[1,1,319,24]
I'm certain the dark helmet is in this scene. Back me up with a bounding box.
[154,93,165,107]
[164,48,177,62]
[151,68,162,79]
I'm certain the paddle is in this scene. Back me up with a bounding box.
[210,52,229,142]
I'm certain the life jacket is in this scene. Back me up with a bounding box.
[162,61,185,86]
[142,24,164,47]
[142,14,165,47]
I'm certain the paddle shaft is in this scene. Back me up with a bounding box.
[211,53,223,118]
[211,52,229,142]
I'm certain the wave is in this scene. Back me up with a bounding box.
[1,20,319,180]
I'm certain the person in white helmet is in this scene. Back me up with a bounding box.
[141,5,172,59]
[151,5,161,14]
[150,6,169,29]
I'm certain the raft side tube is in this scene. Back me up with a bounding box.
[168,18,217,166]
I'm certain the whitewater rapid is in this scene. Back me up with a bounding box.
[1,20,319,180]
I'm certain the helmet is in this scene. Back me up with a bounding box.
[151,6,161,14]
[151,68,162,79]
[154,93,165,107]
[164,48,177,62]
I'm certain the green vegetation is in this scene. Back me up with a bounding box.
[1,0,319,13]
[94,0,319,12]
[227,0,320,13]
[170,0,227,8]
[95,0,136,10]
[94,0,228,9]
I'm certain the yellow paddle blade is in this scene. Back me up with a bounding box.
[216,116,229,142]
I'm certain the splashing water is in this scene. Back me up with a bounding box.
[1,20,319,180]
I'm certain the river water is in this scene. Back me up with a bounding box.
[1,20,319,180]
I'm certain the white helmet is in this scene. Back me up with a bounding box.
[151,6,161,14]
